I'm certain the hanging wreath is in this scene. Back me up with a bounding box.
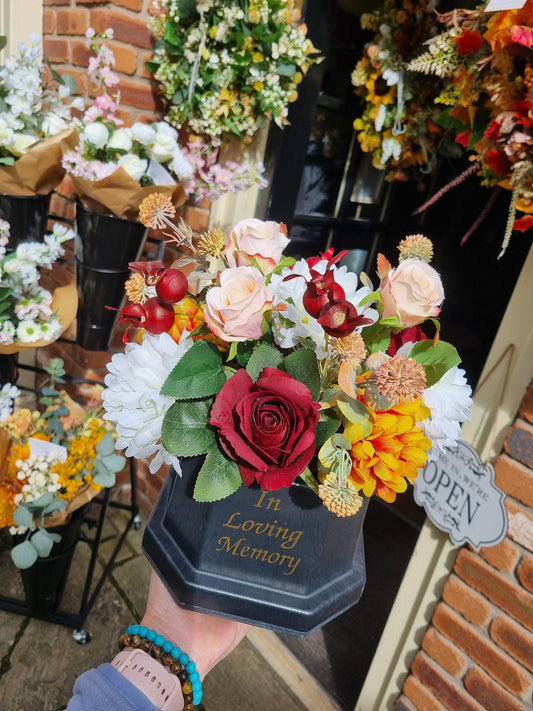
[147,0,321,143]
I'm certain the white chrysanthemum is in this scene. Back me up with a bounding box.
[420,366,473,461]
[17,320,42,343]
[269,257,378,360]
[102,331,193,474]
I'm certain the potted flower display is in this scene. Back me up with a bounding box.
[0,34,80,247]
[101,193,472,635]
[0,358,126,616]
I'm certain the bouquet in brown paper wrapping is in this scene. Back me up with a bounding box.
[61,28,191,219]
[0,220,77,353]
[0,357,126,570]
[0,34,82,195]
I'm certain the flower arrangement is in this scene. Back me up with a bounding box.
[0,34,80,166]
[0,219,77,350]
[62,28,188,219]
[63,27,268,216]
[406,1,533,251]
[180,139,268,203]
[0,358,126,569]
[351,0,447,183]
[102,194,472,517]
[147,0,321,141]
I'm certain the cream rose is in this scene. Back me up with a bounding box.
[380,258,444,328]
[204,266,274,342]
[117,153,148,182]
[82,122,109,149]
[108,127,133,152]
[147,132,177,163]
[226,218,289,275]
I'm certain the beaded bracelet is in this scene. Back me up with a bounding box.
[119,624,203,709]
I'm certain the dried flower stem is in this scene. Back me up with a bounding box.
[498,188,519,259]
[460,187,501,246]
[161,214,210,271]
[413,162,479,215]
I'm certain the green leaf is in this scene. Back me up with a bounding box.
[236,340,255,367]
[193,449,242,502]
[276,62,298,76]
[315,413,341,451]
[281,350,321,401]
[246,343,283,381]
[13,506,33,528]
[11,540,38,569]
[42,498,67,516]
[96,433,116,457]
[379,315,403,330]
[101,453,126,474]
[161,399,216,456]
[361,321,391,354]
[410,339,461,387]
[160,341,226,400]
[61,73,78,95]
[30,491,54,509]
[92,461,117,488]
[298,467,319,494]
[31,529,57,558]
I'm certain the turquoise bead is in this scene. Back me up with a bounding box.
[179,652,189,665]
[192,681,202,692]
[128,624,139,635]
[171,646,181,659]
[138,626,148,638]
[189,671,199,683]
[147,630,157,642]
[162,640,173,653]
[154,635,165,647]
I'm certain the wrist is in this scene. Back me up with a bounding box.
[112,648,184,711]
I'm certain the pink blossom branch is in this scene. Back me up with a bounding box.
[413,162,480,215]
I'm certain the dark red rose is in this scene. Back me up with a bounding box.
[210,367,321,490]
[387,326,427,356]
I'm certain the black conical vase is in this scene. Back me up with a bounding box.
[142,456,369,636]
[18,503,90,618]
[0,193,51,249]
[75,203,148,351]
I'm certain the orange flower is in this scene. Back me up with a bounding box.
[168,296,204,342]
[345,396,431,503]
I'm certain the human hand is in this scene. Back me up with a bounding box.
[140,569,251,680]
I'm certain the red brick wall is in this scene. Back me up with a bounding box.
[394,385,533,711]
[40,1,210,513]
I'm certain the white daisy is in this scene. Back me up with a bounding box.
[102,331,193,474]
[421,366,473,461]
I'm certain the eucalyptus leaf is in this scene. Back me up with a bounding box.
[92,461,117,488]
[281,350,321,401]
[246,343,283,382]
[13,506,33,528]
[31,491,54,509]
[315,413,340,451]
[96,433,116,457]
[31,529,57,558]
[101,453,127,474]
[194,450,242,502]
[11,540,38,569]
[162,399,216,456]
[160,341,226,400]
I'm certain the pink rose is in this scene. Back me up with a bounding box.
[226,218,289,275]
[380,258,444,328]
[203,266,274,342]
[210,367,321,490]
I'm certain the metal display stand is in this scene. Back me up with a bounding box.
[0,359,141,644]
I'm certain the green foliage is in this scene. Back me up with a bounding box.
[160,341,226,400]
[410,339,461,387]
[194,450,242,502]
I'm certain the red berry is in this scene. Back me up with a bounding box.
[142,297,176,334]
[155,269,188,305]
